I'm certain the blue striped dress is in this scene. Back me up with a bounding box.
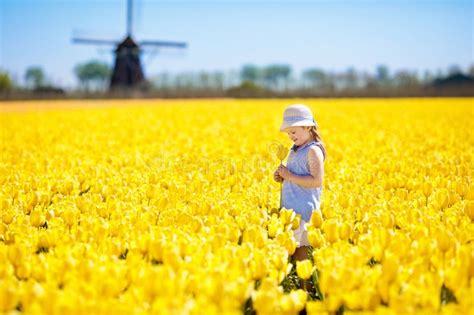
[282,140,326,222]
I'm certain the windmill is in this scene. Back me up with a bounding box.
[73,0,187,89]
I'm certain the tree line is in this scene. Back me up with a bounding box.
[1,61,473,98]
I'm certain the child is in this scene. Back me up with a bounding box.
[274,104,326,263]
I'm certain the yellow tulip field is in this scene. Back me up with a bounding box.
[0,98,473,314]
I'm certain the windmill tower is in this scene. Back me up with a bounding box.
[73,0,187,89]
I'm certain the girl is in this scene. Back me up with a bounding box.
[274,103,326,274]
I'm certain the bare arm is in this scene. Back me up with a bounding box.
[281,146,324,188]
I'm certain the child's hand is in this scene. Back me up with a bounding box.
[277,165,291,180]
[274,169,284,183]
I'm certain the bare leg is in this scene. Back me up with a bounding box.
[292,246,314,292]
[293,246,309,260]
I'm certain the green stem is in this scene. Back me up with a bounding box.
[279,182,283,210]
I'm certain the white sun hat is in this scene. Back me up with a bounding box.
[280,104,318,131]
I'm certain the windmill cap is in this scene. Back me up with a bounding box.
[280,104,318,131]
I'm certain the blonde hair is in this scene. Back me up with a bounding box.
[308,126,327,160]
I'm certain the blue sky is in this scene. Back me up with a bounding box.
[0,0,472,87]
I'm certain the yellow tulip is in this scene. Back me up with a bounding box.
[306,300,326,314]
[243,225,268,248]
[463,201,474,221]
[63,179,74,195]
[280,289,307,313]
[249,253,269,280]
[376,278,390,304]
[37,232,53,250]
[2,211,14,225]
[271,250,289,271]
[289,289,307,311]
[382,254,398,283]
[279,294,296,314]
[30,209,45,228]
[279,208,296,226]
[423,182,433,198]
[468,248,474,278]
[456,182,468,197]
[338,222,351,240]
[0,285,18,312]
[28,192,39,210]
[310,209,323,228]
[307,229,324,248]
[339,195,350,208]
[146,184,156,199]
[360,289,380,311]
[381,212,395,229]
[252,287,279,314]
[269,268,288,284]
[324,294,343,313]
[276,143,289,161]
[276,231,297,255]
[15,262,31,280]
[149,239,163,262]
[45,209,55,220]
[267,215,283,238]
[296,259,314,280]
[4,230,16,245]
[62,209,76,227]
[436,189,449,209]
[8,244,25,267]
[290,213,301,230]
[436,229,453,253]
[1,98,472,314]
[323,220,339,243]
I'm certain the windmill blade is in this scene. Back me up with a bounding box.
[72,37,118,45]
[97,47,116,56]
[139,40,187,48]
[142,46,160,68]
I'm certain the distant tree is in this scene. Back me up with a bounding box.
[447,64,462,76]
[393,70,420,88]
[363,71,377,90]
[302,68,326,88]
[25,66,46,89]
[240,64,260,83]
[74,60,111,91]
[375,64,391,87]
[262,64,291,90]
[0,70,14,92]
[226,80,270,98]
[341,67,358,90]
[324,72,337,92]
[160,72,171,89]
[210,71,224,90]
[153,72,171,89]
[198,71,210,88]
[185,72,197,89]
[302,68,336,91]
[173,73,184,88]
[469,65,474,77]
[422,70,434,85]
[174,72,195,89]
[225,70,240,88]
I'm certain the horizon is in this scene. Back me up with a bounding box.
[1,0,472,88]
